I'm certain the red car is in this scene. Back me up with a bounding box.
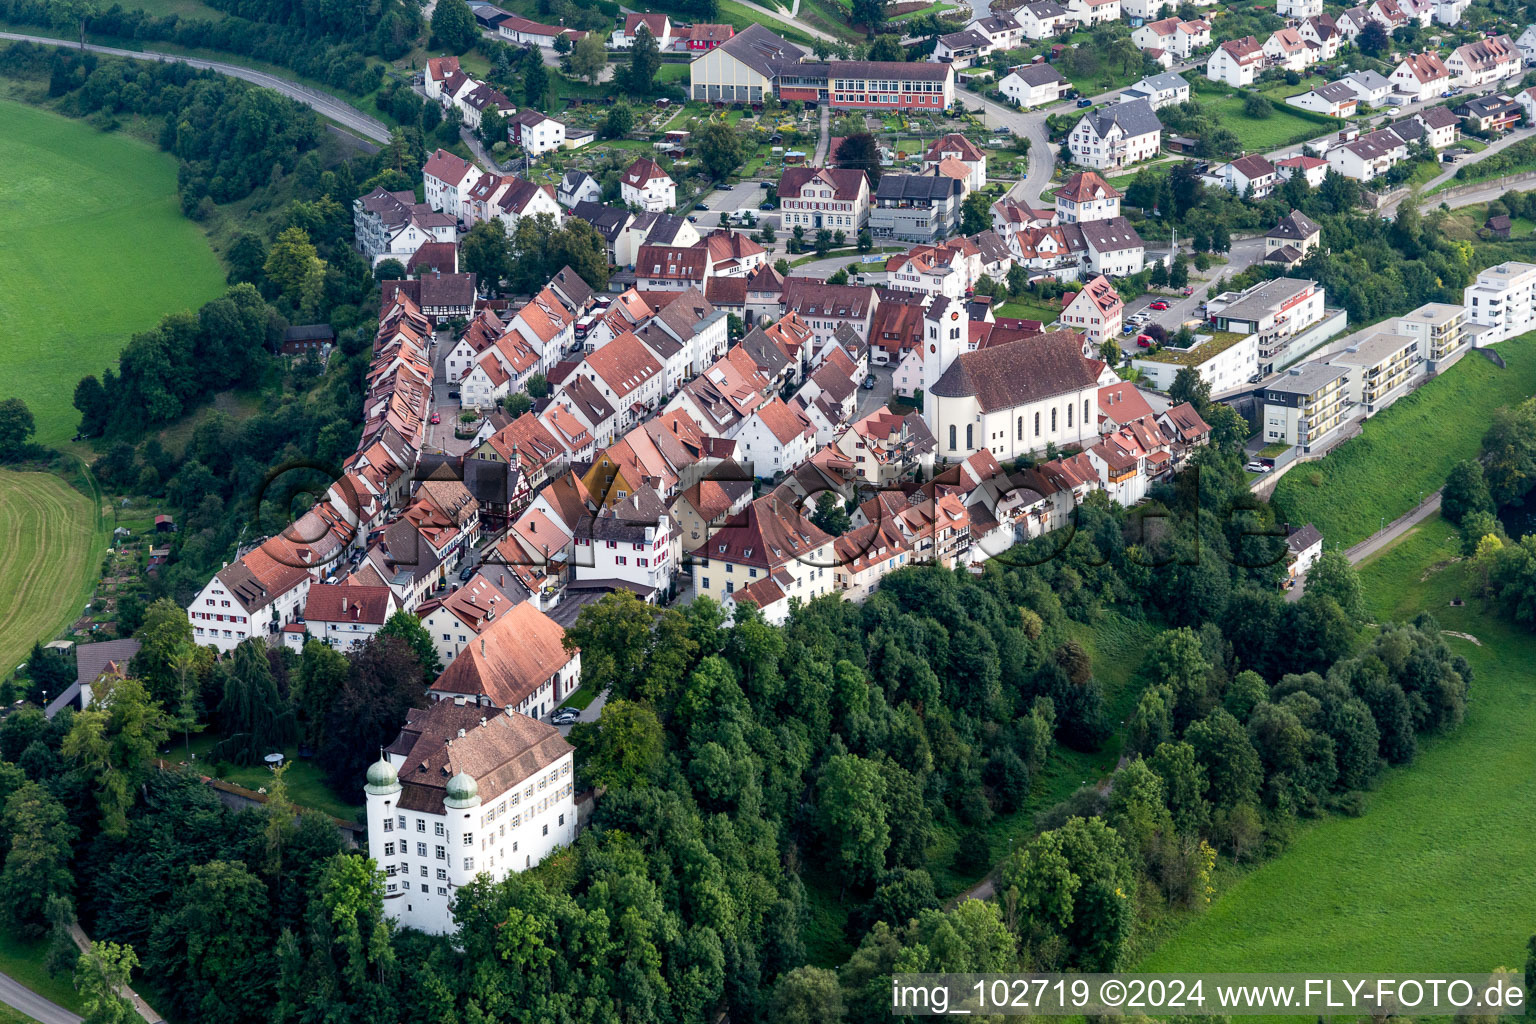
[1136,334,1153,347]
[1149,300,1171,311]
[430,413,441,424]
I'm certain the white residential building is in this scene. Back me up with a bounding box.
[1014,0,1072,38]
[1133,331,1259,391]
[299,583,398,652]
[1390,52,1452,103]
[507,110,568,157]
[422,149,483,224]
[1206,36,1265,86]
[1000,63,1071,109]
[620,157,676,212]
[1119,70,1190,110]
[187,541,315,653]
[1068,98,1163,170]
[1207,276,1329,371]
[1060,275,1123,346]
[1464,261,1536,339]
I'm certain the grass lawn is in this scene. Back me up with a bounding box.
[1210,93,1335,152]
[0,99,224,445]
[558,685,601,712]
[1142,515,1536,978]
[1271,332,1536,548]
[0,930,85,1013]
[185,733,365,822]
[994,299,1062,322]
[0,469,108,675]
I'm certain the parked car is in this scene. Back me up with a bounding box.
[695,203,709,210]
[687,215,698,222]
[759,202,775,211]
[997,125,1011,133]
[1077,97,1094,108]
[1182,286,1194,295]
[429,412,441,424]
[1149,300,1170,310]
[1248,373,1263,384]
[759,180,771,188]
[459,565,476,582]
[551,708,581,724]
[1136,335,1153,347]
[718,183,734,190]
[1123,324,1136,334]
[1245,461,1272,473]
[862,374,876,389]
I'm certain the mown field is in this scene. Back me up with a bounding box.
[0,98,224,446]
[0,469,106,673]
[1142,515,1536,975]
[1272,331,1536,549]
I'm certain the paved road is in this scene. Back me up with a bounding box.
[1288,491,1443,602]
[0,973,81,1024]
[553,686,608,736]
[0,32,391,144]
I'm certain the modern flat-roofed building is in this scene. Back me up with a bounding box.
[1260,361,1351,451]
[1132,330,1258,392]
[1206,277,1326,372]
[1327,330,1420,414]
[1391,301,1467,370]
[1463,262,1535,347]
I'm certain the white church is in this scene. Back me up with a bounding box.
[920,296,1112,463]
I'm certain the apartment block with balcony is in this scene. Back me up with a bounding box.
[1206,277,1326,372]
[1389,300,1467,372]
[1327,330,1421,415]
[1463,262,1536,348]
[1261,362,1351,451]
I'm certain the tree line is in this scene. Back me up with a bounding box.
[1442,396,1536,625]
[0,0,399,94]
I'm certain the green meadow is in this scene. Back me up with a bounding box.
[0,98,224,446]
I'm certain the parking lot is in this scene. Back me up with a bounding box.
[691,182,778,232]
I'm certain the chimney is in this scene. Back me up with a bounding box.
[457,728,466,738]
[480,638,486,657]
[479,717,487,727]
[453,695,465,706]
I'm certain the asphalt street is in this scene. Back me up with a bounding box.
[0,32,390,144]
[0,973,81,1024]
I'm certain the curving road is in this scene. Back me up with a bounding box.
[0,972,81,1024]
[0,31,391,143]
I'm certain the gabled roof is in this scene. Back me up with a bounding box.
[623,157,673,188]
[388,701,571,814]
[1079,217,1143,254]
[925,133,986,162]
[1057,170,1124,203]
[1268,209,1321,240]
[1416,104,1461,128]
[777,165,869,201]
[1399,51,1449,82]
[429,601,573,707]
[1229,153,1276,179]
[304,582,395,625]
[714,23,806,78]
[423,148,479,187]
[1218,35,1265,61]
[1081,97,1163,139]
[705,494,831,569]
[930,331,1100,412]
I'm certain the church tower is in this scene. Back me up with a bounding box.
[922,295,966,397]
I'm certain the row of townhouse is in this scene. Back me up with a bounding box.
[187,287,447,650]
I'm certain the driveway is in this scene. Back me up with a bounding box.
[552,686,608,737]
